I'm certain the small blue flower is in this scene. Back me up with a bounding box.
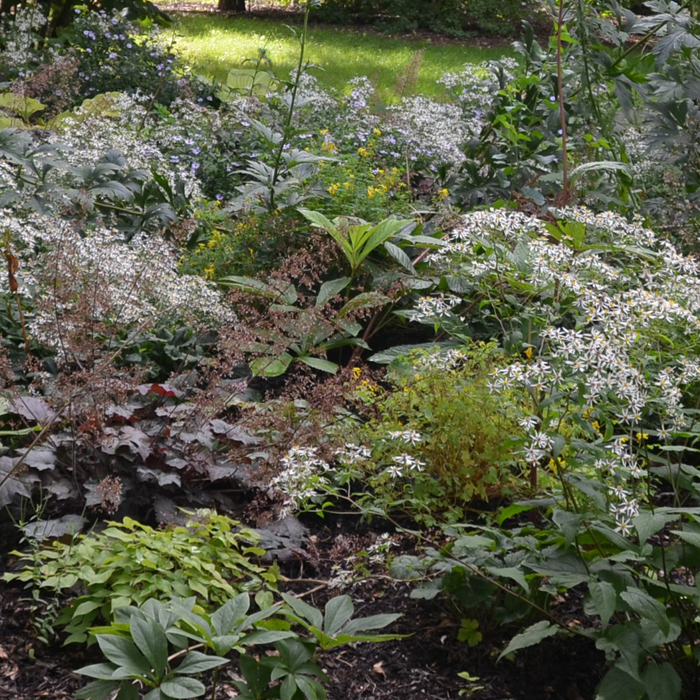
[170,156,180,163]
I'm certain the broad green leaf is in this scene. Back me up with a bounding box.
[498,620,558,660]
[281,674,298,700]
[340,613,401,636]
[160,677,206,699]
[485,566,529,593]
[130,615,168,679]
[298,208,335,232]
[383,241,415,274]
[634,512,678,543]
[242,630,296,645]
[295,675,327,700]
[589,580,617,628]
[76,662,120,680]
[595,666,644,700]
[323,596,354,636]
[620,588,670,635]
[281,593,323,629]
[96,635,151,678]
[75,680,122,700]
[250,353,293,377]
[297,357,339,374]
[497,503,533,525]
[670,529,700,548]
[175,651,229,675]
[73,600,105,617]
[642,662,681,700]
[116,683,140,700]
[211,593,250,636]
[316,277,350,307]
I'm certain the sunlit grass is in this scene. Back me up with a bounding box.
[164,13,515,101]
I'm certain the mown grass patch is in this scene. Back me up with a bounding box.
[165,13,515,101]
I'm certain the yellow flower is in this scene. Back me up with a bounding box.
[357,147,369,156]
[327,182,340,196]
[523,346,533,359]
[636,432,649,442]
[437,188,450,201]
[203,264,216,280]
[373,128,382,135]
[352,367,362,380]
[592,420,601,430]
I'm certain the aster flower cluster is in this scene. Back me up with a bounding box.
[271,446,331,516]
[418,207,700,534]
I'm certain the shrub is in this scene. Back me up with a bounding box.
[3,511,277,644]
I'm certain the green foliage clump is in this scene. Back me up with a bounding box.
[314,154,413,221]
[326,344,523,524]
[4,511,277,644]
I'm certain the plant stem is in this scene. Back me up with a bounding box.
[269,3,310,211]
[555,0,569,203]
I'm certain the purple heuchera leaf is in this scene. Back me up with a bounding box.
[10,397,57,425]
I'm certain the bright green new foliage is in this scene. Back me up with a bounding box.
[4,511,276,644]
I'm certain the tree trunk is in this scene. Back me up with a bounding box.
[218,0,246,12]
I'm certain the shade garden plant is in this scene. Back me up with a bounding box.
[3,0,700,698]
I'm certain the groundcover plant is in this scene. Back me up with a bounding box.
[3,0,700,698]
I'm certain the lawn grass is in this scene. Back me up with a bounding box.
[164,13,515,101]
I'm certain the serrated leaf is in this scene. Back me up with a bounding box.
[498,620,558,660]
[595,666,645,700]
[642,662,681,700]
[589,580,617,628]
[620,588,670,635]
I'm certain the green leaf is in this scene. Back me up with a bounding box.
[589,580,617,629]
[634,513,678,544]
[96,635,151,678]
[670,529,700,548]
[485,566,529,593]
[75,680,122,700]
[595,666,644,700]
[297,356,339,374]
[497,503,533,525]
[620,588,670,636]
[316,277,350,307]
[130,615,168,679]
[250,353,293,377]
[281,674,298,700]
[116,683,140,700]
[642,662,681,700]
[175,651,229,675]
[77,663,120,680]
[160,677,206,699]
[73,600,105,617]
[281,593,323,629]
[323,596,354,636]
[383,241,415,274]
[298,208,335,232]
[340,613,401,636]
[498,621,558,660]
[211,594,249,636]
